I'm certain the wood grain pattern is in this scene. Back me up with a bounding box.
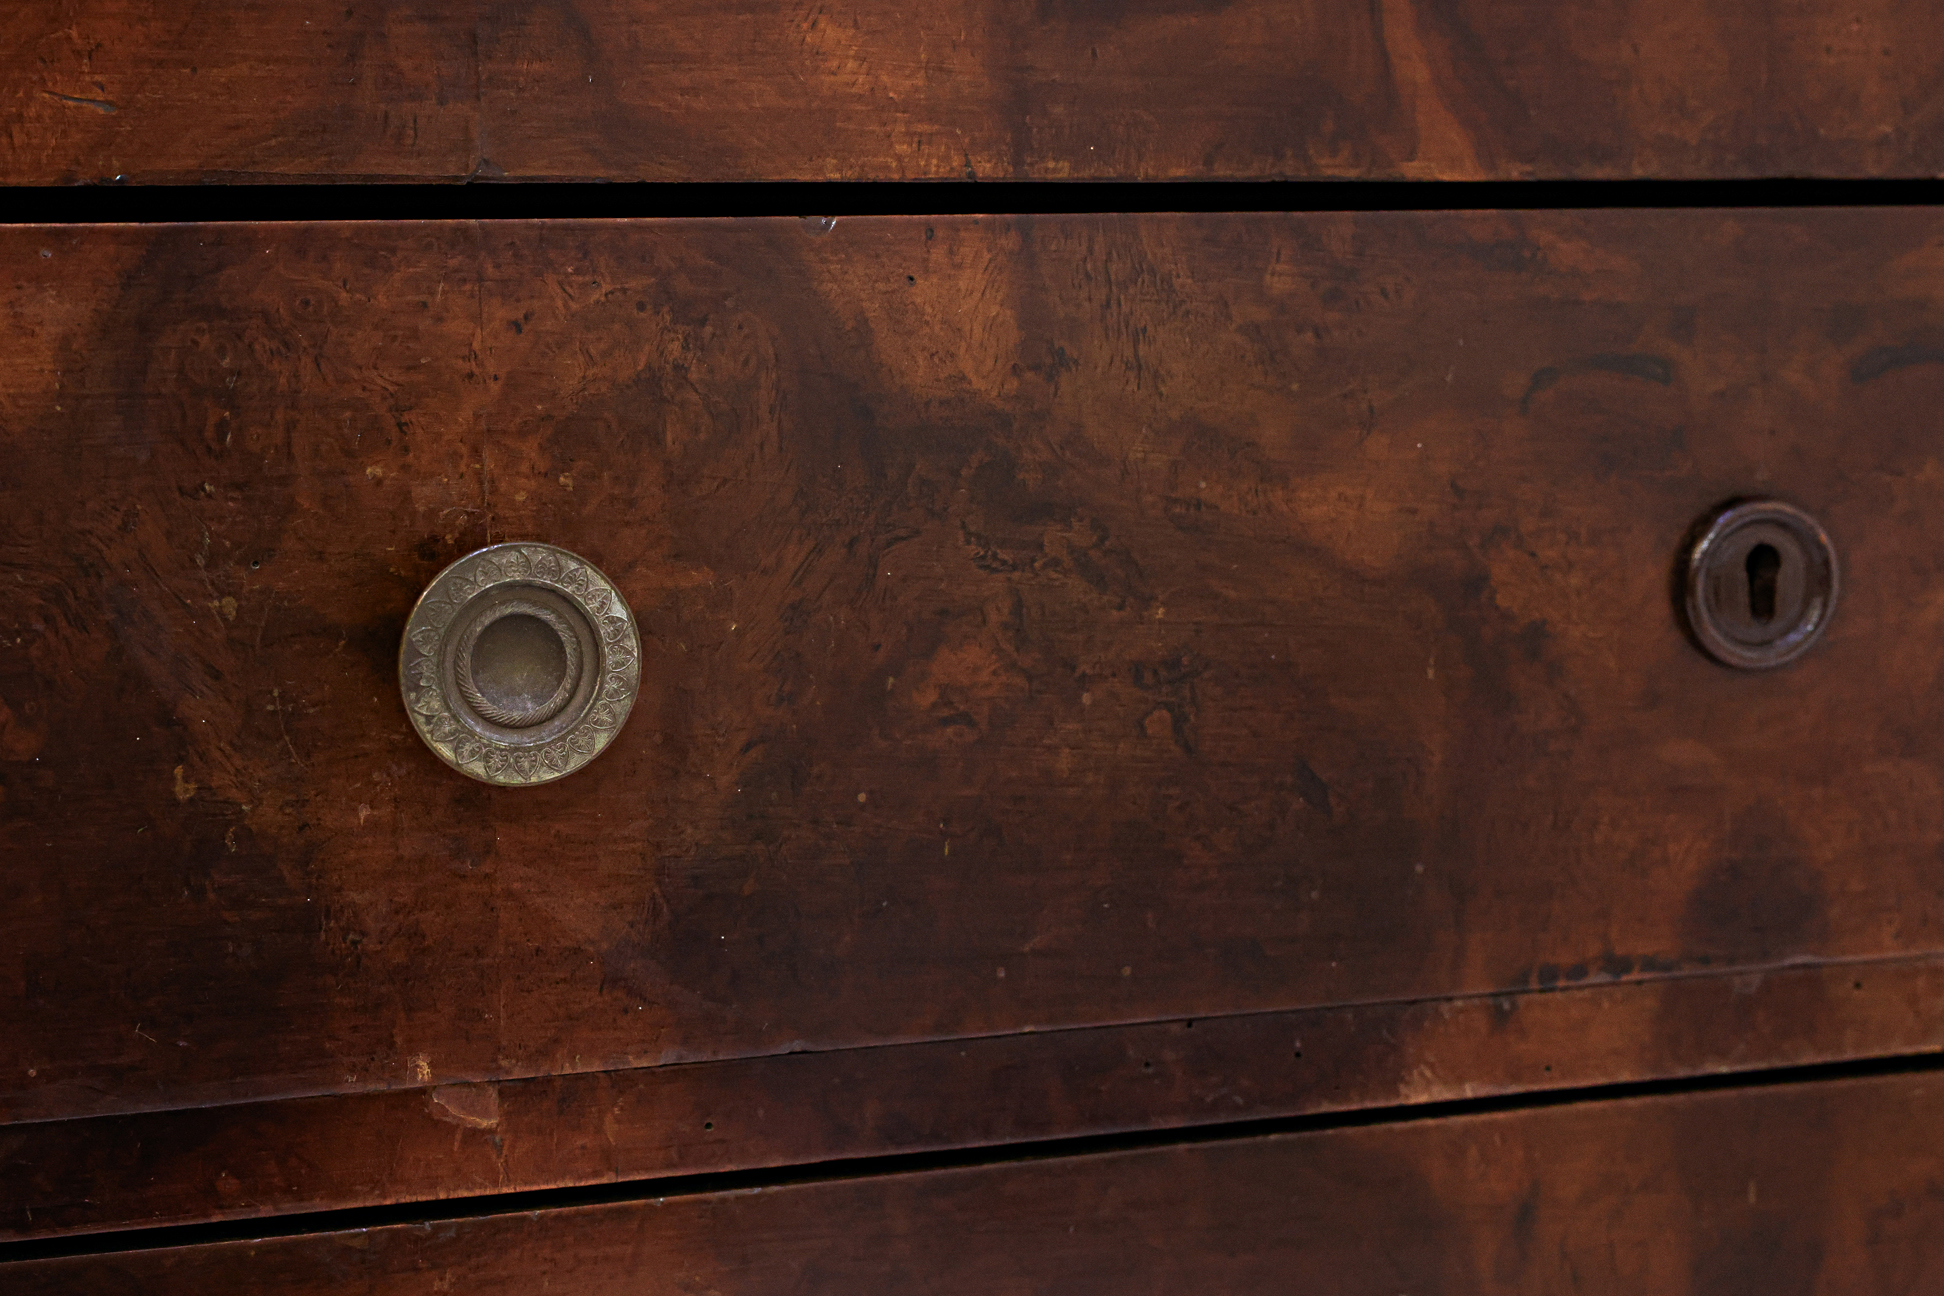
[8,211,1944,1131]
[7,1,1944,182]
[6,955,1942,1241]
[14,1069,1944,1292]
[1,2,479,183]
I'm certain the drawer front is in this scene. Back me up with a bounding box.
[6,2,1944,183]
[13,1070,1944,1292]
[8,198,1944,1267]
[7,210,1944,1141]
[8,957,1944,1241]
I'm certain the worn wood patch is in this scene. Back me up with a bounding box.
[6,213,1944,1129]
[13,1070,1944,1291]
[6,1,1944,181]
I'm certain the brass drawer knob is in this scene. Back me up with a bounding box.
[1684,500,1838,669]
[399,543,641,784]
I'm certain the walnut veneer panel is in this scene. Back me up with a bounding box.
[6,213,1944,1129]
[6,1,1944,181]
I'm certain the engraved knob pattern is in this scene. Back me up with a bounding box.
[399,543,640,785]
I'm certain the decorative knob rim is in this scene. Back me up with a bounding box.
[398,542,641,785]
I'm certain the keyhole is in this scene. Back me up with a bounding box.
[1746,543,1781,624]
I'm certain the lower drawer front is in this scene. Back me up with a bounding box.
[13,1070,1941,1293]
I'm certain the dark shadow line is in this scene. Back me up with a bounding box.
[6,1045,1942,1265]
[2,177,1943,223]
[1850,342,1944,384]
[1520,351,1675,413]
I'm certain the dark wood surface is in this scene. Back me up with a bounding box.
[9,210,1944,1134]
[14,1069,1944,1292]
[7,955,1941,1241]
[8,1,1944,182]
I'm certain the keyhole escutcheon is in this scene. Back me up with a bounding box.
[1684,500,1838,670]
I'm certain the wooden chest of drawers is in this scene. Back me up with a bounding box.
[5,4,1944,1291]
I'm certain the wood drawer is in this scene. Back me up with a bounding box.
[14,1069,1944,1291]
[8,1,1944,183]
[5,211,1944,1244]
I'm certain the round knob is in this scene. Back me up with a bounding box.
[1683,499,1838,669]
[399,543,641,785]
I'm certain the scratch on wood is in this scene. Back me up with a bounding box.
[270,687,307,769]
[429,1083,500,1129]
[40,90,118,114]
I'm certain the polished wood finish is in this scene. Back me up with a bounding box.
[7,1,1944,182]
[6,956,1940,1241]
[8,212,1944,1132]
[15,1070,1944,1291]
